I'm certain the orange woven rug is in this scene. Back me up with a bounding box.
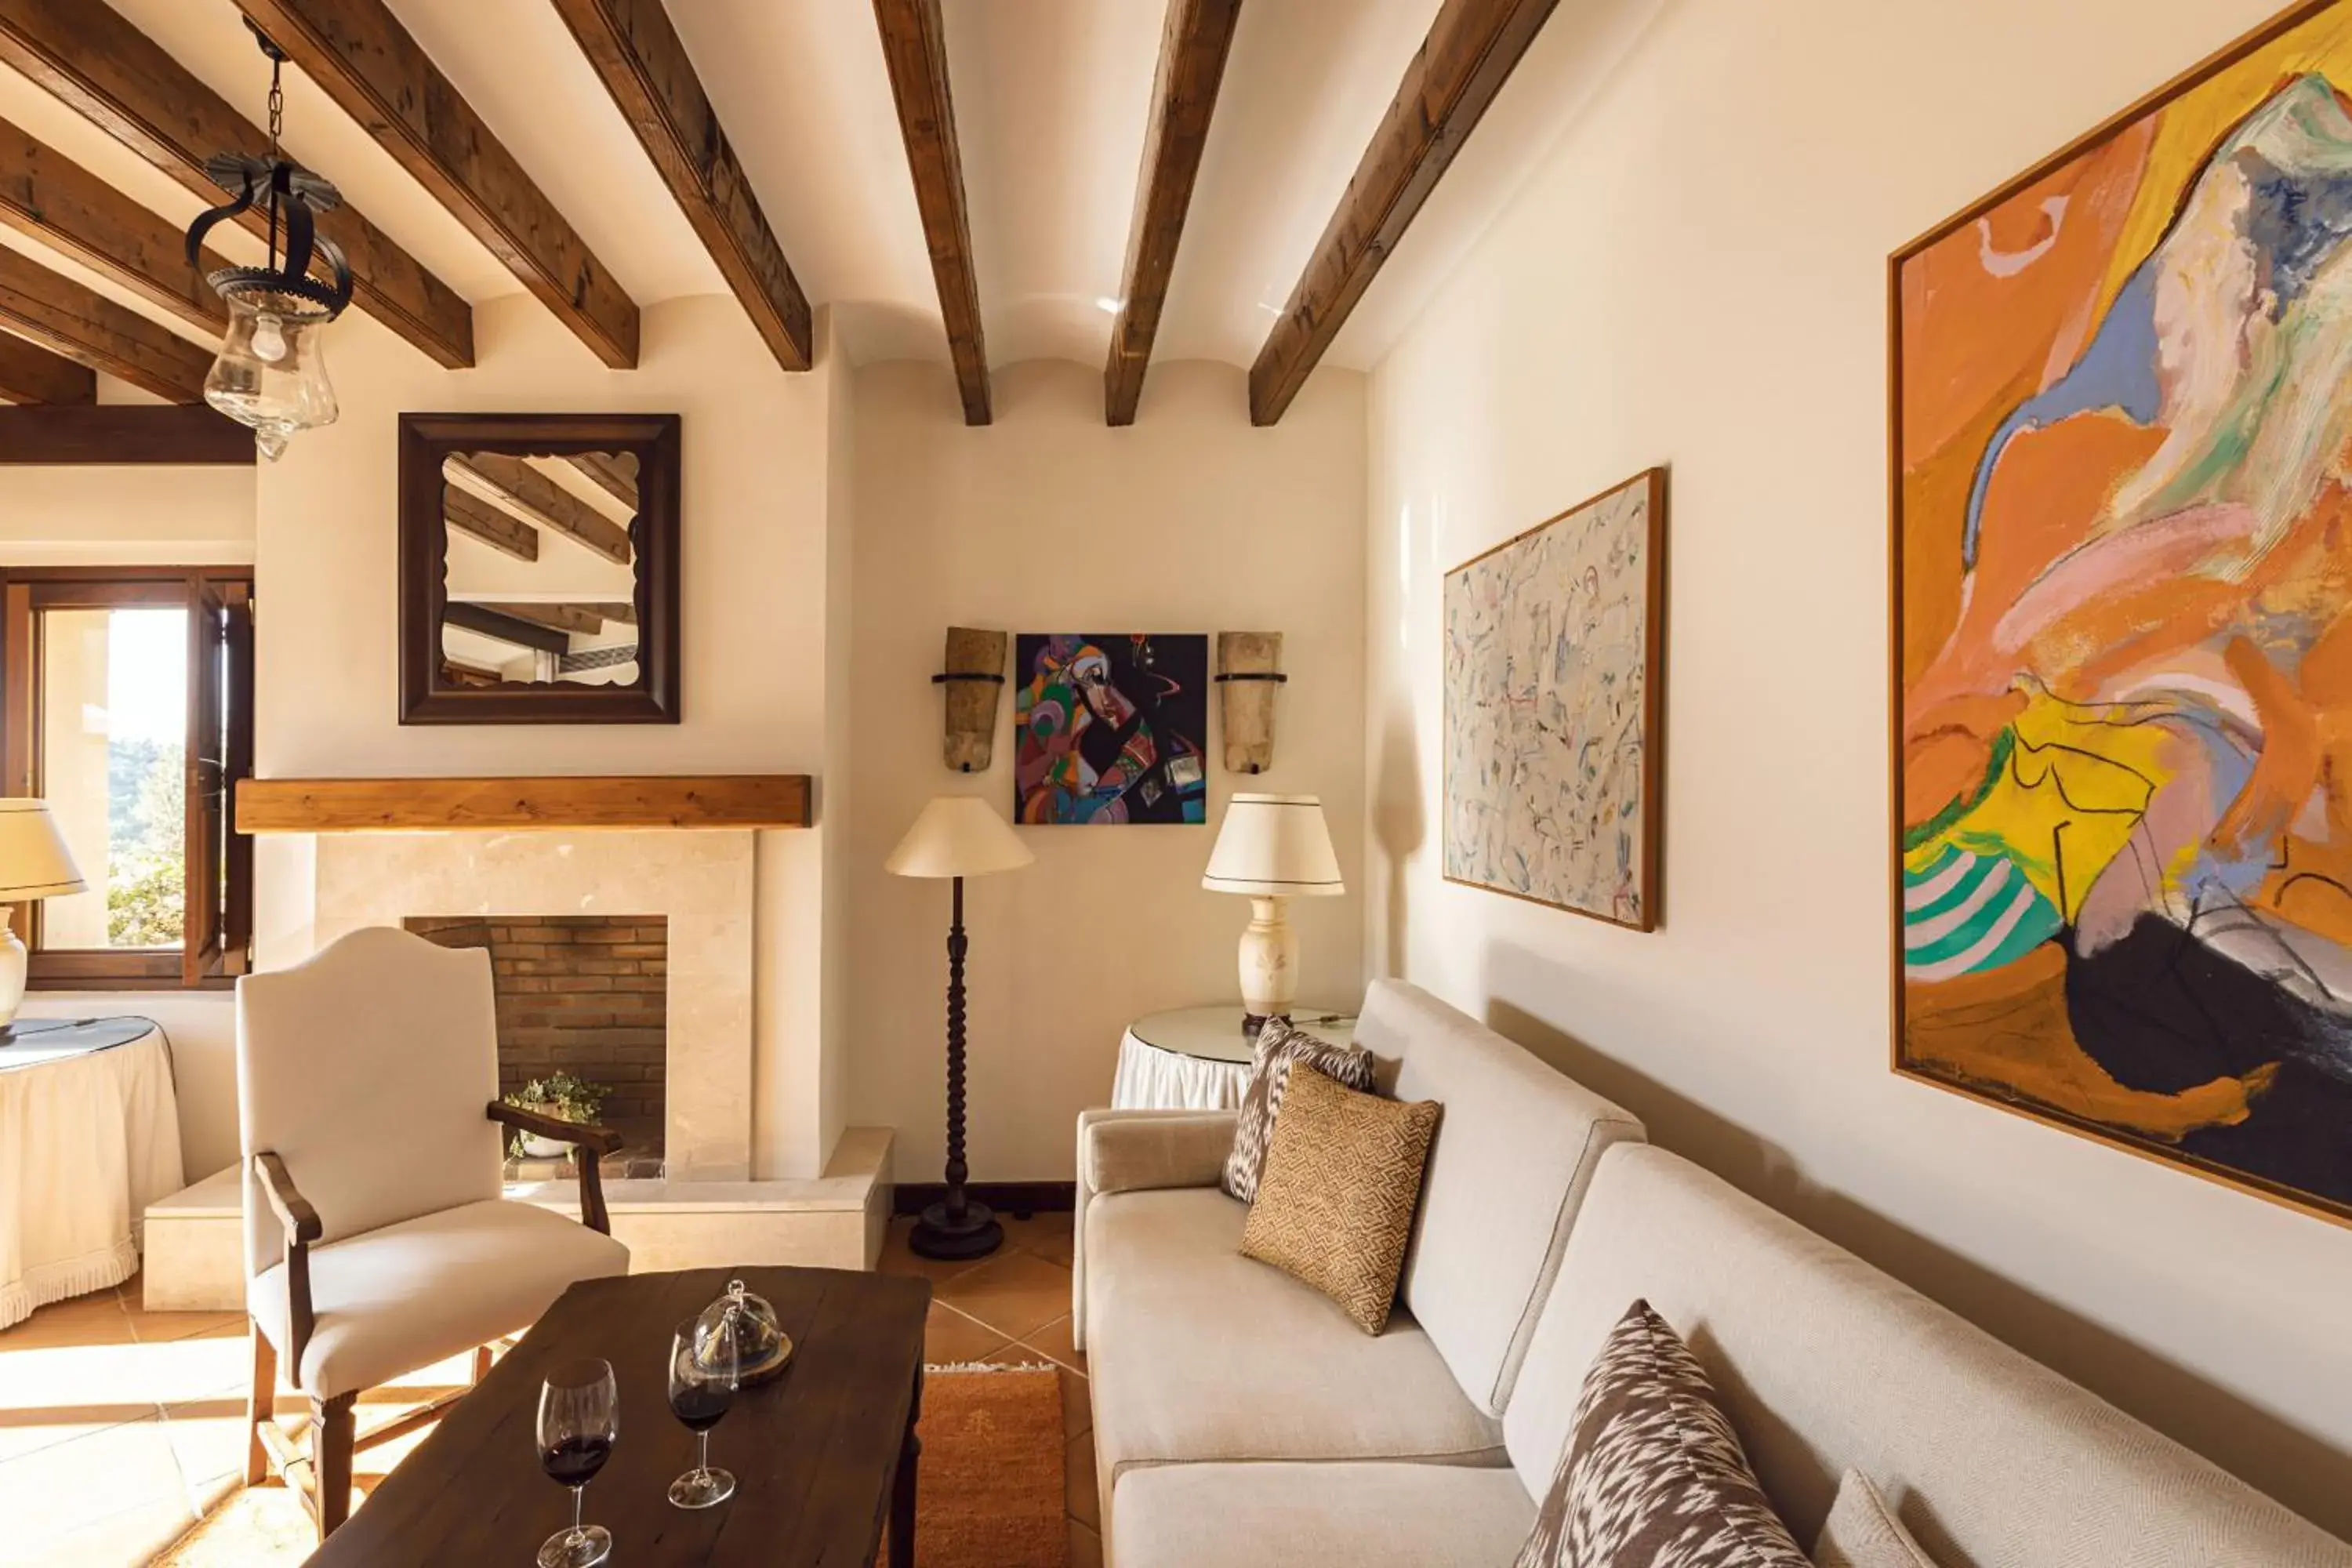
[158,1363,1067,1568]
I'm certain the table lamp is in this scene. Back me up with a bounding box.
[887,795,1034,1261]
[1202,793,1344,1033]
[0,800,85,1033]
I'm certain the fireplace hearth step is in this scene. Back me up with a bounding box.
[140,1127,894,1312]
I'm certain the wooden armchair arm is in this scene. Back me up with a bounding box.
[486,1101,623,1155]
[251,1150,319,1373]
[486,1102,617,1236]
[252,1150,321,1243]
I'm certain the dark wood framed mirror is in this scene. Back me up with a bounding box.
[397,413,681,724]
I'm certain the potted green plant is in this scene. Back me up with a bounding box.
[503,1073,612,1159]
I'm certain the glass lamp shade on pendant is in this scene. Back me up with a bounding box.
[205,283,338,462]
[183,24,353,462]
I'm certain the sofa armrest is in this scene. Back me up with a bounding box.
[1082,1111,1239,1196]
[1072,1108,1237,1352]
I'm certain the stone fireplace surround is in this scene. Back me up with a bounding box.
[312,829,754,1179]
[138,820,891,1309]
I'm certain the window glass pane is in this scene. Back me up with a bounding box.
[38,608,187,950]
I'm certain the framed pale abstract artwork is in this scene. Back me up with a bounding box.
[1892,0,2352,1224]
[1443,468,1666,930]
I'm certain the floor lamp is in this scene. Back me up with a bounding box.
[887,795,1034,1260]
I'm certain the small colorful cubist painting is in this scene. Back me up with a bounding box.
[1014,633,1209,825]
[1443,468,1665,930]
[1893,0,2352,1224]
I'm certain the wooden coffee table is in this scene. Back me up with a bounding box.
[309,1266,931,1566]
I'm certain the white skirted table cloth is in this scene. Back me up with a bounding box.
[0,1018,182,1328]
[1112,1006,1359,1110]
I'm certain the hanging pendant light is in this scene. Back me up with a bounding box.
[183,24,352,461]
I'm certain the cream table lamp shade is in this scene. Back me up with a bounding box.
[0,800,85,1031]
[1201,794,1344,897]
[886,795,1034,880]
[0,799,85,901]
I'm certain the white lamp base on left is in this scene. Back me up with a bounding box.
[1236,895,1298,1026]
[0,907,24,1028]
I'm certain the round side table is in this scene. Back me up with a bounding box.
[1111,1005,1359,1110]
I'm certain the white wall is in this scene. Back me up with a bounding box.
[1,459,256,1180]
[250,293,848,1179]
[850,358,1367,1181]
[1363,0,2352,1534]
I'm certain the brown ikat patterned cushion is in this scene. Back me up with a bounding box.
[1219,1018,1377,1203]
[1515,1300,1808,1568]
[1238,1065,1439,1335]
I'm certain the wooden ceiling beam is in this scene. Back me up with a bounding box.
[0,405,251,463]
[0,245,212,401]
[1248,0,1558,425]
[447,453,632,565]
[550,0,812,372]
[0,329,93,405]
[0,0,476,368]
[444,601,568,656]
[1105,0,1243,427]
[563,450,638,511]
[474,601,602,635]
[230,0,639,368]
[0,114,228,336]
[444,488,539,562]
[873,0,989,425]
[586,600,637,626]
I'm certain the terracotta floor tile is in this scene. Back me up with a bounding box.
[29,1490,197,1567]
[1001,1212,1075,1266]
[1065,1426,1099,1530]
[1070,1518,1104,1568]
[0,1414,188,1555]
[935,1250,1075,1344]
[876,1216,989,1287]
[921,1301,1011,1366]
[0,1289,132,1352]
[1022,1313,1087,1376]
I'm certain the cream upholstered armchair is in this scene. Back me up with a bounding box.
[236,926,630,1540]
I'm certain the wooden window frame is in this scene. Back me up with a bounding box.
[0,565,254,990]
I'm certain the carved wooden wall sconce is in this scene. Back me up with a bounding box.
[1216,632,1285,774]
[935,626,1007,771]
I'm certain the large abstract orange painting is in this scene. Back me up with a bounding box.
[1893,0,2352,1224]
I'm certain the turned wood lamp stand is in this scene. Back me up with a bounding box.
[885,797,1034,1261]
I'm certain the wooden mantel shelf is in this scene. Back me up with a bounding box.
[234,775,812,833]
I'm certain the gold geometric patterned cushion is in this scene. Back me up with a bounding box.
[1220,1019,1378,1204]
[1239,1065,1440,1335]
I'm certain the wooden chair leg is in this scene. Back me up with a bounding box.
[245,1320,278,1487]
[312,1393,356,1541]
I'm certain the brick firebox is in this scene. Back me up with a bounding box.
[405,915,667,1176]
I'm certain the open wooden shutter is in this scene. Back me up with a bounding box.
[183,575,250,982]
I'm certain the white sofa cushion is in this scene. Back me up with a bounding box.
[1111,1461,1535,1568]
[1084,1187,1505,1491]
[1358,980,1643,1417]
[1507,1145,2352,1568]
[249,1198,630,1399]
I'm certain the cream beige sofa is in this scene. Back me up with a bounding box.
[1073,980,2352,1567]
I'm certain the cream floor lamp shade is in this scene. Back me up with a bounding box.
[887,795,1033,1261]
[1202,793,1343,1027]
[0,800,87,1031]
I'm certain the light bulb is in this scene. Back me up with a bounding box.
[250,311,288,364]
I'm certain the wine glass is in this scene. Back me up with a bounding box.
[537,1359,618,1568]
[666,1311,739,1508]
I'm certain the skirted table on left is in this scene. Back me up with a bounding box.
[0,1016,182,1328]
